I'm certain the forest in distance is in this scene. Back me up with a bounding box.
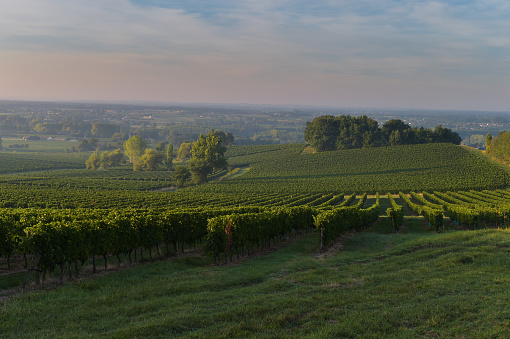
[304,115,462,151]
[0,100,509,148]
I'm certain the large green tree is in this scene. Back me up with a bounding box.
[123,135,147,163]
[486,131,510,162]
[305,115,381,151]
[107,149,125,167]
[189,159,211,185]
[188,130,228,184]
[173,165,190,187]
[86,149,125,170]
[304,115,338,152]
[433,125,462,144]
[382,119,410,145]
[99,151,110,169]
[154,141,166,152]
[389,130,402,146]
[191,130,227,171]
[176,142,192,161]
[305,115,461,152]
[485,133,492,152]
[133,149,165,171]
[85,152,100,170]
[213,131,235,146]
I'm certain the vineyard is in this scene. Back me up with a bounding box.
[3,142,510,337]
[2,142,510,276]
[0,152,86,174]
[0,143,507,209]
[212,142,510,194]
[3,188,510,285]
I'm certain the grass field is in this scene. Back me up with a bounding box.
[2,211,510,338]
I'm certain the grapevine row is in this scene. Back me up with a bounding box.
[399,192,443,231]
[386,194,403,233]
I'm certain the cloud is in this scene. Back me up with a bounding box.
[1,0,223,55]
[3,1,509,63]
[1,0,510,109]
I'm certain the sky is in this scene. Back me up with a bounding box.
[1,0,510,111]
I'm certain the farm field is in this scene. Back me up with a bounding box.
[217,143,510,194]
[1,139,82,153]
[0,143,508,208]
[2,142,510,337]
[3,216,510,337]
[0,152,86,174]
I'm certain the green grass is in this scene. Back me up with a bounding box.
[3,220,510,338]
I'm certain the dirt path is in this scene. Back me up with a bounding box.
[315,232,356,260]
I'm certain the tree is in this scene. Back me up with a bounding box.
[155,141,166,152]
[350,115,381,148]
[107,149,125,167]
[191,130,227,171]
[123,135,147,163]
[389,130,402,146]
[413,127,435,144]
[91,122,118,138]
[99,151,110,169]
[485,133,492,152]
[486,131,510,162]
[304,115,339,152]
[186,131,228,184]
[189,159,211,185]
[173,165,190,187]
[208,131,227,170]
[86,152,100,170]
[86,149,125,170]
[176,142,192,161]
[133,149,165,171]
[382,119,410,145]
[213,131,234,146]
[165,143,174,169]
[77,138,98,152]
[304,115,461,152]
[304,115,381,151]
[191,134,206,159]
[433,125,462,145]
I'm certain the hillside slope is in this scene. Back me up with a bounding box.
[202,143,510,194]
[3,223,510,338]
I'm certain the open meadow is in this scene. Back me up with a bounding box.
[2,143,510,337]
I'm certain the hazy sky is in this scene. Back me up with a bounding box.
[1,0,510,110]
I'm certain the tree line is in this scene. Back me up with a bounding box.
[304,115,462,152]
[485,131,510,164]
[85,130,229,187]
